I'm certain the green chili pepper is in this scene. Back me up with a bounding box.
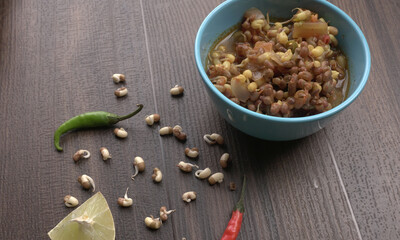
[54,104,143,151]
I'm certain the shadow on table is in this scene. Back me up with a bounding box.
[225,123,307,174]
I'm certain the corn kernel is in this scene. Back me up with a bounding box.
[308,45,314,52]
[293,10,311,22]
[311,46,324,58]
[263,24,271,32]
[251,19,265,30]
[314,60,321,68]
[211,52,219,58]
[283,27,290,34]
[294,22,303,28]
[215,84,225,93]
[224,54,235,63]
[240,58,249,66]
[222,61,231,70]
[224,84,231,90]
[255,78,266,87]
[277,31,288,45]
[274,22,283,29]
[332,70,339,79]
[247,82,258,93]
[312,82,322,95]
[218,45,226,52]
[234,74,246,83]
[213,59,221,65]
[243,70,252,79]
[257,52,272,63]
[325,50,333,58]
[215,76,227,85]
[267,29,278,37]
[280,49,293,62]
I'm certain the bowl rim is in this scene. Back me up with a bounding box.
[194,0,371,123]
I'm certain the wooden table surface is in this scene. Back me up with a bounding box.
[1,0,399,239]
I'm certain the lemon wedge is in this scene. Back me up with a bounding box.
[48,192,115,240]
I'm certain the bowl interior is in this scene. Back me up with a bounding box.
[196,0,370,121]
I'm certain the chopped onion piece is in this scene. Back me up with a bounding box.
[244,8,265,20]
[231,77,250,102]
[293,22,328,38]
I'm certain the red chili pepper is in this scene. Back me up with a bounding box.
[221,176,246,240]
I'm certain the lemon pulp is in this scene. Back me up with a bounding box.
[48,192,115,240]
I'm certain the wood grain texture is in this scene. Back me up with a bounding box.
[0,0,398,239]
[140,0,359,239]
[323,1,400,239]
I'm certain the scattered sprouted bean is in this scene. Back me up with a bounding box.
[177,161,199,173]
[208,172,224,185]
[159,126,173,135]
[173,125,187,141]
[72,150,90,162]
[78,174,95,192]
[170,85,184,96]
[117,187,133,207]
[204,133,224,145]
[182,191,197,203]
[114,128,128,138]
[100,147,111,161]
[145,114,160,126]
[220,153,231,168]
[185,147,199,158]
[114,87,128,97]
[160,206,175,222]
[112,73,125,83]
[195,168,212,179]
[131,156,145,181]
[211,133,224,145]
[145,216,162,230]
[152,168,163,183]
[203,134,215,145]
[64,195,79,208]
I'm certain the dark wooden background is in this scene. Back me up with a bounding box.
[0,0,399,239]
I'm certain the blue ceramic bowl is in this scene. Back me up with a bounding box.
[195,0,370,141]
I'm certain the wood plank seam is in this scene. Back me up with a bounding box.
[138,0,177,239]
[324,130,363,240]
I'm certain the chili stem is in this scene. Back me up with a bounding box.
[117,104,143,121]
[235,176,246,212]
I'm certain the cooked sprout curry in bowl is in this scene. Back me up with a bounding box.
[195,0,370,140]
[207,8,349,118]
